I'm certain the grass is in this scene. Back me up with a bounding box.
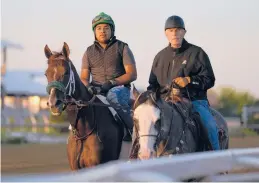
[229,127,259,137]
[1,127,69,144]
[242,128,258,136]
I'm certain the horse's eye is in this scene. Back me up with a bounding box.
[44,73,47,76]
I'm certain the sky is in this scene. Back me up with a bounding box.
[1,0,259,97]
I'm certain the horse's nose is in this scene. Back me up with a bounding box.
[48,102,56,109]
[139,149,154,160]
[47,100,62,108]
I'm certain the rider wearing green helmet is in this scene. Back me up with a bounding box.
[92,12,115,31]
[81,12,137,141]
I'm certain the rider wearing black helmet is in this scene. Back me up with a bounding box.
[147,15,220,150]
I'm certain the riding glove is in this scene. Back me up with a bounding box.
[87,86,97,95]
[101,80,115,93]
[174,77,190,88]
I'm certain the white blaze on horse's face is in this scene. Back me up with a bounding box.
[48,66,58,109]
[134,103,161,160]
[48,88,57,108]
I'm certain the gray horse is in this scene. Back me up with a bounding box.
[130,86,229,160]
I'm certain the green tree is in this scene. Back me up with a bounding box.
[217,87,256,116]
[235,92,256,116]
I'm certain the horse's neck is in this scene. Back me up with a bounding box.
[78,81,91,100]
[71,68,92,101]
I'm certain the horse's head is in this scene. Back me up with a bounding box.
[44,42,76,116]
[132,85,197,160]
[132,86,162,160]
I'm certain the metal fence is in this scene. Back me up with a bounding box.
[2,148,259,182]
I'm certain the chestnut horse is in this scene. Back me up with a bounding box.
[44,42,124,170]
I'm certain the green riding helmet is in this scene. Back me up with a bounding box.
[92,12,115,31]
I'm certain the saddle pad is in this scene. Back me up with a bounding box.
[96,95,117,116]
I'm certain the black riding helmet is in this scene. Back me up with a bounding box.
[165,15,185,30]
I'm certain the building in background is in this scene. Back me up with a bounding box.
[1,39,24,109]
[1,40,50,133]
[2,70,48,113]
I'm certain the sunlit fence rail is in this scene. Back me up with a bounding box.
[2,148,259,182]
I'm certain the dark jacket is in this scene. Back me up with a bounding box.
[147,39,215,101]
[82,37,135,85]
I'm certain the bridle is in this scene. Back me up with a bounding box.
[131,91,165,158]
[46,61,110,109]
[131,90,193,159]
[46,60,109,140]
[130,92,191,158]
[133,91,160,138]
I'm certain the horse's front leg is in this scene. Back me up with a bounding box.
[67,131,79,170]
[81,134,102,167]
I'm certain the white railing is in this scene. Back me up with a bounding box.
[2,148,259,182]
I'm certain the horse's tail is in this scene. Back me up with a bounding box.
[77,140,84,169]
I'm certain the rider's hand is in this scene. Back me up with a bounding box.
[174,77,190,88]
[87,86,97,95]
[172,88,180,95]
[101,81,115,93]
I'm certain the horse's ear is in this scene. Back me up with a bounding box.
[62,42,70,59]
[132,84,140,99]
[44,45,52,59]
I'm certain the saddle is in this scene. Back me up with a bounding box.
[164,96,226,151]
[67,94,131,138]
[156,97,201,151]
[129,93,227,159]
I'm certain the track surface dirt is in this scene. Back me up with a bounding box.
[1,136,259,175]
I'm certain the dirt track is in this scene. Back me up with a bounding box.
[1,136,259,175]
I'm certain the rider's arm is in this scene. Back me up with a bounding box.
[189,48,215,90]
[147,55,160,91]
[80,51,90,87]
[112,45,137,85]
